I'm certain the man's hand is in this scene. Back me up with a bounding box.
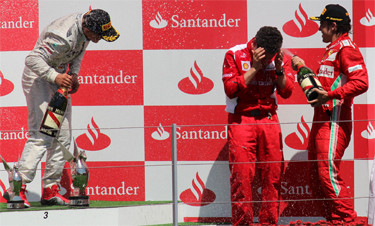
[69,74,80,94]
[275,50,284,72]
[307,88,329,107]
[291,56,305,71]
[55,73,72,88]
[251,46,266,70]
[55,73,80,94]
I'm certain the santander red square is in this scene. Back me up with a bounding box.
[144,106,228,161]
[143,0,247,49]
[73,50,143,106]
[49,161,145,201]
[277,160,354,217]
[0,107,28,162]
[353,104,375,159]
[279,161,318,217]
[0,0,39,51]
[277,48,324,105]
[0,70,14,97]
[353,0,375,47]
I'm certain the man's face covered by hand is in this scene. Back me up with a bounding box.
[252,42,277,69]
[253,26,283,68]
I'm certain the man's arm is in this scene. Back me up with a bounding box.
[222,51,245,99]
[276,52,294,99]
[327,47,368,100]
[25,33,70,84]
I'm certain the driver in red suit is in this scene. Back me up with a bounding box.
[292,4,368,225]
[222,26,294,225]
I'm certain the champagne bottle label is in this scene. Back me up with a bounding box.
[40,87,68,137]
[300,75,323,101]
[295,64,323,102]
[39,107,64,137]
[43,109,64,129]
[299,73,315,92]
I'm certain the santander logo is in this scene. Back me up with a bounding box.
[285,116,310,150]
[178,61,214,95]
[180,172,216,206]
[0,70,14,97]
[283,3,319,38]
[360,8,375,26]
[151,123,170,140]
[361,122,375,139]
[149,12,241,29]
[149,12,168,28]
[76,117,111,151]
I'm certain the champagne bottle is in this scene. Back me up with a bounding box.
[294,63,323,102]
[39,87,68,137]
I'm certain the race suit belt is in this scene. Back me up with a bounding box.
[246,109,275,117]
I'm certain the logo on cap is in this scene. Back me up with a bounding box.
[321,8,327,16]
[102,22,112,32]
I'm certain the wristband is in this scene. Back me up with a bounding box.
[276,69,284,77]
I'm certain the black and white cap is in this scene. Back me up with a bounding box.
[83,9,120,42]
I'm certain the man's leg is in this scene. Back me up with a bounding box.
[257,115,284,225]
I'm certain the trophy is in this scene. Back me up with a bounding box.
[56,138,89,206]
[0,155,25,209]
[69,139,89,206]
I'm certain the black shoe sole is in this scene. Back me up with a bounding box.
[4,191,31,208]
[41,197,67,206]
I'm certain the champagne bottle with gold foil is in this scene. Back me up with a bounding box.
[39,87,68,137]
[294,62,323,103]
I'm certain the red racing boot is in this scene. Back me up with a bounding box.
[41,184,68,206]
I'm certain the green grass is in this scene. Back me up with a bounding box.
[0,200,172,212]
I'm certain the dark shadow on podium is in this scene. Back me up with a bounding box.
[194,142,232,224]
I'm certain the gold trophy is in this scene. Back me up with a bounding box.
[1,155,25,209]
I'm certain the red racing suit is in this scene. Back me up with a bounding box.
[222,38,294,225]
[308,33,368,223]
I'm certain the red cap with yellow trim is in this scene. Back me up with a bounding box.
[83,9,120,42]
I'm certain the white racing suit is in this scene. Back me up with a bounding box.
[369,157,375,225]
[19,13,89,188]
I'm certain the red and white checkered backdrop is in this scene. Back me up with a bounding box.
[0,0,374,222]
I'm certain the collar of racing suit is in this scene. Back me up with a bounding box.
[325,33,349,51]
[77,13,90,42]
